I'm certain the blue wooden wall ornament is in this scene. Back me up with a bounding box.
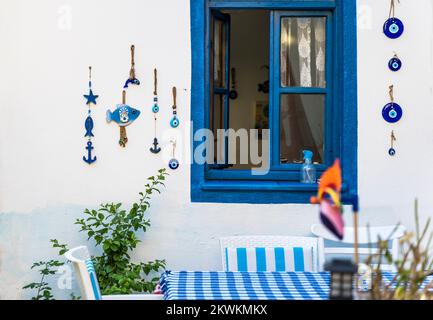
[388,130,397,156]
[384,0,404,39]
[150,69,161,154]
[123,45,140,88]
[168,139,179,170]
[388,53,402,72]
[83,66,98,165]
[170,87,180,128]
[382,85,403,123]
[107,90,141,147]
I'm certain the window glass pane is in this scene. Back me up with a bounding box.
[213,19,227,88]
[280,94,324,164]
[281,17,326,88]
[211,94,226,163]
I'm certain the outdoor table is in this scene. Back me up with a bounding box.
[159,271,433,300]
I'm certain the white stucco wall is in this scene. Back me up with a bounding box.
[1,0,433,299]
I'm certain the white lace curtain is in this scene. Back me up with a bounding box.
[281,17,326,88]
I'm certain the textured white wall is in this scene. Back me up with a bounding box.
[0,0,433,299]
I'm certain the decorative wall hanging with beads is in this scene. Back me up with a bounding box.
[106,90,141,147]
[150,68,161,154]
[388,53,402,72]
[388,130,397,156]
[170,87,180,128]
[384,0,404,39]
[168,139,180,170]
[83,66,98,165]
[382,85,403,124]
[123,45,140,89]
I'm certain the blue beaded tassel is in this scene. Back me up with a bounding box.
[83,66,98,164]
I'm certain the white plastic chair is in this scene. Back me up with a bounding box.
[220,236,325,272]
[64,246,163,300]
[311,224,406,271]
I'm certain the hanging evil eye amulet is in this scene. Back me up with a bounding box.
[382,102,403,123]
[388,131,397,157]
[153,97,160,113]
[168,139,179,170]
[170,116,179,128]
[388,55,402,72]
[383,17,404,39]
[170,87,180,128]
[169,158,180,170]
[152,69,160,113]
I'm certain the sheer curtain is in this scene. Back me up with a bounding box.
[280,17,326,163]
[280,17,326,88]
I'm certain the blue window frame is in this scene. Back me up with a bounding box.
[191,0,357,204]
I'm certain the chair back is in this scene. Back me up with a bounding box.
[64,246,102,300]
[311,224,406,271]
[220,236,325,272]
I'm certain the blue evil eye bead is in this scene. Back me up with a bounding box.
[152,104,159,113]
[388,148,396,156]
[388,57,402,72]
[168,158,179,170]
[382,103,403,123]
[383,18,404,39]
[170,116,179,128]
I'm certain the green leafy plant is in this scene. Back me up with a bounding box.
[366,199,433,300]
[23,169,168,299]
[23,239,69,300]
[22,260,64,300]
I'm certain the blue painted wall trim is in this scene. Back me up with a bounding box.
[190,0,357,204]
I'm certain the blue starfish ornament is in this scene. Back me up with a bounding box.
[84,89,99,105]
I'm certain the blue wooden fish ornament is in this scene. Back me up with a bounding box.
[84,116,94,137]
[106,104,141,127]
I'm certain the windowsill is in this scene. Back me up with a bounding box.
[200,181,318,192]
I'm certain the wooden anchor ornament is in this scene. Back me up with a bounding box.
[150,68,161,154]
[168,139,180,170]
[123,45,140,89]
[83,66,98,165]
[170,87,180,128]
[383,0,404,39]
[107,90,141,147]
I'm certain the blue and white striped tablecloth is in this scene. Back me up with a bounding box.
[160,271,433,300]
[160,271,329,300]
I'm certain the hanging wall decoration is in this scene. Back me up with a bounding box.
[83,66,98,165]
[170,87,180,128]
[229,68,238,100]
[168,139,180,170]
[383,0,404,39]
[388,130,397,156]
[150,68,161,154]
[382,85,403,124]
[388,53,402,72]
[123,45,140,89]
[107,90,141,147]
